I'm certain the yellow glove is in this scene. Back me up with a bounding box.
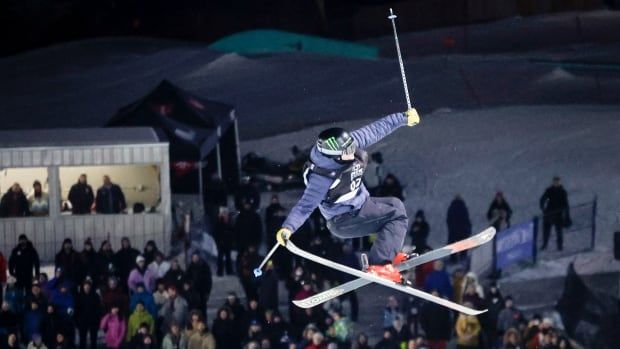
[406,108,420,127]
[276,228,292,246]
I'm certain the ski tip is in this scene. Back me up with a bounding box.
[292,299,314,309]
[464,308,488,316]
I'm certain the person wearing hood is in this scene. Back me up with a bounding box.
[128,256,155,294]
[9,234,40,291]
[184,252,212,313]
[55,239,80,285]
[75,280,102,349]
[211,307,237,349]
[114,237,140,288]
[455,302,481,349]
[0,183,30,217]
[100,305,126,349]
[97,240,116,286]
[446,195,472,264]
[127,301,155,341]
[409,209,430,251]
[129,283,157,318]
[487,192,513,232]
[101,277,129,316]
[79,239,99,288]
[68,174,94,215]
[142,241,160,266]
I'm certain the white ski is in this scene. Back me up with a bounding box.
[292,227,496,309]
[285,237,491,315]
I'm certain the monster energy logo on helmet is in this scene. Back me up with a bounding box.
[317,128,356,156]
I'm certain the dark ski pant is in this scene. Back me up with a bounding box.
[327,197,408,265]
[542,216,563,250]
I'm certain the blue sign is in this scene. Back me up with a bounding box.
[495,220,535,269]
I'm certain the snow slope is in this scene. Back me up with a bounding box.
[243,105,620,252]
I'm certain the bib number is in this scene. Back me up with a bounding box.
[350,178,362,191]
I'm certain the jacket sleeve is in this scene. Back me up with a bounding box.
[282,173,333,233]
[539,189,549,210]
[350,112,407,149]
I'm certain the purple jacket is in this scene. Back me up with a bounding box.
[100,313,126,349]
[282,112,407,232]
[127,268,155,293]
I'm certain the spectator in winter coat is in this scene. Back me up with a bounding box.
[497,296,523,336]
[159,285,189,333]
[185,252,212,311]
[68,174,94,215]
[97,240,116,286]
[27,180,49,216]
[114,237,140,289]
[49,282,74,319]
[128,322,151,349]
[162,321,188,349]
[128,255,155,293]
[100,305,126,349]
[9,234,40,291]
[257,262,279,311]
[502,328,521,349]
[483,283,504,348]
[101,277,129,315]
[420,290,452,349]
[409,210,430,251]
[265,195,287,245]
[147,252,170,280]
[211,307,237,349]
[187,321,215,349]
[462,284,485,311]
[234,201,264,253]
[142,240,160,265]
[152,279,169,311]
[127,301,155,340]
[181,279,203,314]
[487,192,512,231]
[25,281,47,311]
[0,183,30,217]
[214,207,235,276]
[23,300,44,345]
[237,246,262,301]
[376,173,404,201]
[75,280,102,349]
[95,175,126,214]
[374,330,398,349]
[352,333,371,349]
[4,278,25,316]
[234,176,261,211]
[222,292,246,326]
[424,260,453,300]
[539,176,570,251]
[163,259,184,290]
[382,296,403,330]
[130,283,157,318]
[54,239,80,285]
[0,301,19,337]
[40,304,72,349]
[26,333,47,349]
[79,239,99,288]
[455,303,481,348]
[446,195,472,263]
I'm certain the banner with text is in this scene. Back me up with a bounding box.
[495,220,535,269]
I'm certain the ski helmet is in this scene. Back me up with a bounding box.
[316,128,356,157]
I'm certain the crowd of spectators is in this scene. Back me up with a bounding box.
[0,174,128,218]
[0,166,575,349]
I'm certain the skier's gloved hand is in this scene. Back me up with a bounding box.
[406,108,420,126]
[276,228,292,246]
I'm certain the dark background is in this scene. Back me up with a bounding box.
[0,0,610,57]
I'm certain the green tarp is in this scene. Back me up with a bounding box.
[209,29,378,59]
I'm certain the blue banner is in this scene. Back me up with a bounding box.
[495,220,535,269]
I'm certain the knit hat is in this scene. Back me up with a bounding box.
[136,255,145,264]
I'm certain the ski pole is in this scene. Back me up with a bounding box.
[388,8,412,109]
[253,243,280,277]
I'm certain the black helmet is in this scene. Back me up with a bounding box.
[316,128,356,157]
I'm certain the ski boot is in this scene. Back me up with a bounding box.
[392,250,419,266]
[361,253,404,284]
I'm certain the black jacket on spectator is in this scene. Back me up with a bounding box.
[163,266,184,290]
[234,209,263,252]
[68,182,94,214]
[96,184,126,214]
[419,301,452,341]
[375,173,404,201]
[79,248,99,286]
[446,196,472,243]
[185,259,212,304]
[181,285,203,313]
[234,183,261,211]
[74,289,102,329]
[142,241,159,265]
[212,314,238,349]
[9,238,40,289]
[114,245,140,288]
[0,308,18,335]
[487,198,513,229]
[257,269,279,311]
[265,202,286,243]
[205,176,228,208]
[409,210,430,251]
[55,241,80,285]
[0,190,30,217]
[41,306,73,348]
[540,185,570,224]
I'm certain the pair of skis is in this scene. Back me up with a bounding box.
[287,227,496,315]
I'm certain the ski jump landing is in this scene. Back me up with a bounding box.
[253,9,497,315]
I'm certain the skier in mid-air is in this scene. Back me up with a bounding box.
[276,108,420,282]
